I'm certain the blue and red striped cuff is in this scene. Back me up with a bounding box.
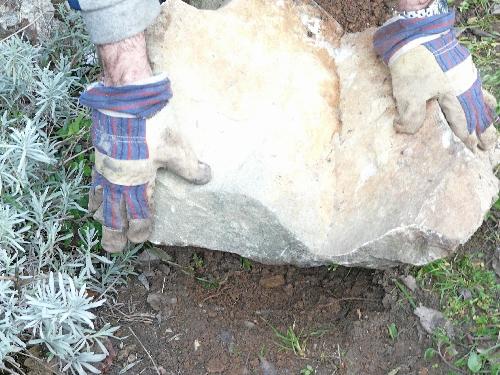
[80,77,173,119]
[374,11,455,65]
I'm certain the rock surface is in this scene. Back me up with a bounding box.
[146,0,499,268]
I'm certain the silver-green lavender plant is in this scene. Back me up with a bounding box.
[0,5,138,374]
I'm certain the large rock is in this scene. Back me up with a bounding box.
[146,0,499,268]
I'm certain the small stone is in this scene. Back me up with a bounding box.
[167,296,178,305]
[137,248,161,266]
[206,354,228,373]
[243,320,256,329]
[117,344,137,362]
[158,264,171,275]
[208,310,218,318]
[127,354,137,363]
[138,273,150,291]
[217,330,234,346]
[260,357,277,375]
[414,306,454,337]
[259,275,285,289]
[283,284,294,296]
[382,293,394,309]
[158,366,168,375]
[400,275,417,292]
[459,288,472,300]
[147,293,163,311]
[418,368,429,375]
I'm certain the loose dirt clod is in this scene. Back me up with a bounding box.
[206,354,229,373]
[259,274,286,289]
[147,293,163,311]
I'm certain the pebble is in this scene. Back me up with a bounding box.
[260,357,277,375]
[167,296,178,305]
[137,248,161,266]
[283,284,294,296]
[259,274,286,289]
[206,354,228,373]
[414,306,454,337]
[158,264,171,275]
[243,320,256,329]
[400,275,417,292]
[147,293,163,311]
[117,344,137,362]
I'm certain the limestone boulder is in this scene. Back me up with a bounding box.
[145,0,499,268]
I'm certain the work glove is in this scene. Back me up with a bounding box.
[373,10,498,151]
[80,74,211,253]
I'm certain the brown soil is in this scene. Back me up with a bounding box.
[314,0,396,32]
[101,248,438,375]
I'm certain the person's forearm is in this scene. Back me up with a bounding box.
[98,32,153,87]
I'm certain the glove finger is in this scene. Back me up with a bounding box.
[477,126,498,151]
[92,179,130,253]
[482,89,497,111]
[93,205,128,253]
[156,128,212,185]
[128,219,153,244]
[101,226,128,253]
[123,183,154,244]
[88,185,103,213]
[88,169,104,213]
[394,98,427,134]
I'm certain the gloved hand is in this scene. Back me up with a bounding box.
[373,10,498,151]
[80,74,211,252]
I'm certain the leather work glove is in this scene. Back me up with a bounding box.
[373,8,498,151]
[80,74,211,253]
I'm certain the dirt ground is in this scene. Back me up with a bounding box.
[99,248,437,375]
[314,0,394,32]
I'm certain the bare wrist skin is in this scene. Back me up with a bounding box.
[97,32,153,87]
[398,0,434,11]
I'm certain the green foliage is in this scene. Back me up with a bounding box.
[0,5,137,374]
[241,257,253,271]
[191,253,205,270]
[327,263,339,272]
[417,256,499,337]
[387,323,398,340]
[393,279,417,309]
[271,323,307,357]
[300,365,315,375]
[417,255,499,374]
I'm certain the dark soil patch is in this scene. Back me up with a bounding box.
[314,0,396,32]
[100,248,437,375]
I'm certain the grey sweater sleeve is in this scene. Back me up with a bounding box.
[68,0,160,44]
